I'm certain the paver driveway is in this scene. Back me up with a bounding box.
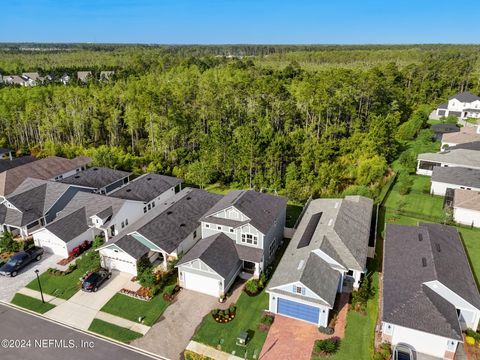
[132,289,218,360]
[0,253,62,302]
[44,271,132,330]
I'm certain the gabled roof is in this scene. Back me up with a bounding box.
[104,188,221,257]
[442,126,480,145]
[60,167,131,191]
[177,233,240,279]
[109,173,182,203]
[450,141,480,151]
[449,92,480,103]
[432,166,480,189]
[430,123,459,134]
[44,207,89,243]
[437,102,448,109]
[114,235,150,260]
[0,156,37,173]
[0,156,90,195]
[202,190,287,234]
[418,149,480,168]
[453,189,480,212]
[383,223,480,340]
[268,196,373,305]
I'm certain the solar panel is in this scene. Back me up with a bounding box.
[297,212,322,249]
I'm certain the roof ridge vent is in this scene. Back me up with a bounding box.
[422,257,427,267]
[418,234,423,241]
[297,260,305,270]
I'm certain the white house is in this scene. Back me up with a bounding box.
[177,190,287,297]
[452,189,480,228]
[382,223,480,359]
[430,167,480,196]
[433,92,480,120]
[416,149,480,176]
[98,188,221,276]
[266,196,373,327]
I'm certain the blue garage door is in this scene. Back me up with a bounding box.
[277,298,320,324]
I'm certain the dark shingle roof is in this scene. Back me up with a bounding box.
[448,111,462,117]
[437,102,448,109]
[0,156,37,173]
[203,190,287,234]
[449,92,480,103]
[432,166,480,189]
[177,233,240,278]
[430,124,460,134]
[234,243,264,263]
[60,167,130,190]
[115,235,150,259]
[383,223,480,340]
[109,173,182,203]
[44,207,89,243]
[0,148,12,155]
[450,141,480,151]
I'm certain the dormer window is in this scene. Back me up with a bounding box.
[217,226,222,231]
[293,285,304,295]
[241,233,258,245]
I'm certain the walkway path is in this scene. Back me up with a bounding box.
[17,287,66,306]
[186,341,244,360]
[96,311,150,335]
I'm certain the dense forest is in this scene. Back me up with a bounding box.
[1,44,479,200]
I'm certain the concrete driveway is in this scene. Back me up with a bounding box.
[0,253,62,302]
[45,271,132,330]
[132,289,218,360]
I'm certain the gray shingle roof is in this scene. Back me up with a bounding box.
[44,207,89,243]
[115,235,150,260]
[0,156,37,173]
[203,190,287,234]
[437,102,448,109]
[418,149,480,168]
[450,141,480,152]
[430,124,459,134]
[431,166,480,189]
[268,196,373,306]
[109,173,182,203]
[60,167,131,190]
[234,243,264,263]
[177,233,240,278]
[449,92,480,103]
[383,223,480,340]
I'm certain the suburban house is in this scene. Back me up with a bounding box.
[109,173,182,214]
[382,223,480,359]
[431,123,459,141]
[0,156,37,173]
[22,72,41,86]
[416,149,480,176]
[98,188,221,275]
[266,196,373,327]
[452,189,480,228]
[60,166,131,195]
[33,190,146,256]
[100,71,115,81]
[433,92,480,120]
[176,190,287,298]
[60,74,70,85]
[430,166,480,196]
[441,126,480,150]
[0,156,90,195]
[77,71,92,83]
[0,178,88,239]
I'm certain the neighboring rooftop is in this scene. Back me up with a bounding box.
[0,156,37,173]
[0,156,90,196]
[449,91,480,103]
[109,173,182,203]
[43,207,88,243]
[430,123,459,134]
[432,166,480,189]
[268,196,373,306]
[383,223,480,341]
[60,167,131,191]
[417,149,480,169]
[449,141,480,152]
[442,126,480,145]
[453,189,480,211]
[202,190,287,234]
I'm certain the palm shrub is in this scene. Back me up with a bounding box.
[314,337,340,354]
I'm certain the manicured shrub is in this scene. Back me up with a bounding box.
[314,337,340,354]
[244,279,260,295]
[260,314,274,326]
[318,325,334,335]
[373,343,392,360]
[466,336,475,346]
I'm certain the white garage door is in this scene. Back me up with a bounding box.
[102,256,137,275]
[184,271,220,297]
[35,237,68,257]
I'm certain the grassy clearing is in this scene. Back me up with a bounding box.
[286,203,303,228]
[88,319,143,343]
[11,293,55,314]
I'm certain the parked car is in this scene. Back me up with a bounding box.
[393,343,415,360]
[0,247,44,277]
[81,268,111,292]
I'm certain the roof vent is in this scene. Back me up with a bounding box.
[126,189,131,192]
[418,234,423,242]
[180,223,186,227]
[167,211,173,215]
[422,257,427,267]
[186,197,191,200]
[147,177,152,181]
[435,243,441,252]
[93,168,98,171]
[297,260,305,270]
[328,219,333,226]
[74,175,80,179]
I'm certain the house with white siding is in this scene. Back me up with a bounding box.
[382,223,480,359]
[176,190,287,298]
[416,149,480,176]
[433,92,480,121]
[430,166,480,196]
[266,196,373,327]
[452,189,480,228]
[441,126,480,150]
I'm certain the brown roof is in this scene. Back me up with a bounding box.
[453,189,480,211]
[0,156,90,195]
[443,126,480,145]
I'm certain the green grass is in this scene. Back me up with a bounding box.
[193,291,269,359]
[11,293,56,314]
[101,285,174,327]
[205,182,244,195]
[26,251,100,299]
[286,203,303,228]
[88,319,143,343]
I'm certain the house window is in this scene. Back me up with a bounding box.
[143,207,147,213]
[148,204,151,210]
[230,228,234,233]
[152,201,155,208]
[205,223,210,228]
[269,239,276,257]
[125,219,128,226]
[121,221,125,228]
[242,233,258,245]
[294,286,303,294]
[193,230,197,239]
[217,226,222,231]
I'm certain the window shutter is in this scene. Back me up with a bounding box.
[301,287,306,295]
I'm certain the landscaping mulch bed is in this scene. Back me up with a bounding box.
[57,257,75,266]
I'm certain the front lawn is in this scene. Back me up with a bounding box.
[11,293,56,314]
[88,319,143,343]
[193,291,269,359]
[26,251,100,299]
[101,284,174,326]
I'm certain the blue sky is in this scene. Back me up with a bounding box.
[0,0,478,44]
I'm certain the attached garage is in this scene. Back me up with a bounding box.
[277,298,320,324]
[183,271,220,297]
[33,227,93,258]
[101,255,137,275]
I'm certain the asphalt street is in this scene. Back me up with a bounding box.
[0,303,165,360]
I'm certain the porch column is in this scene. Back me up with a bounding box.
[163,252,168,269]
[254,262,261,278]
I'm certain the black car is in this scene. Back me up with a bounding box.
[81,268,112,292]
[0,247,44,277]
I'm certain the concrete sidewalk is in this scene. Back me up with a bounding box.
[186,341,243,360]
[96,311,151,335]
[17,287,66,306]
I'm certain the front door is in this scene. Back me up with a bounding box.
[243,261,256,273]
